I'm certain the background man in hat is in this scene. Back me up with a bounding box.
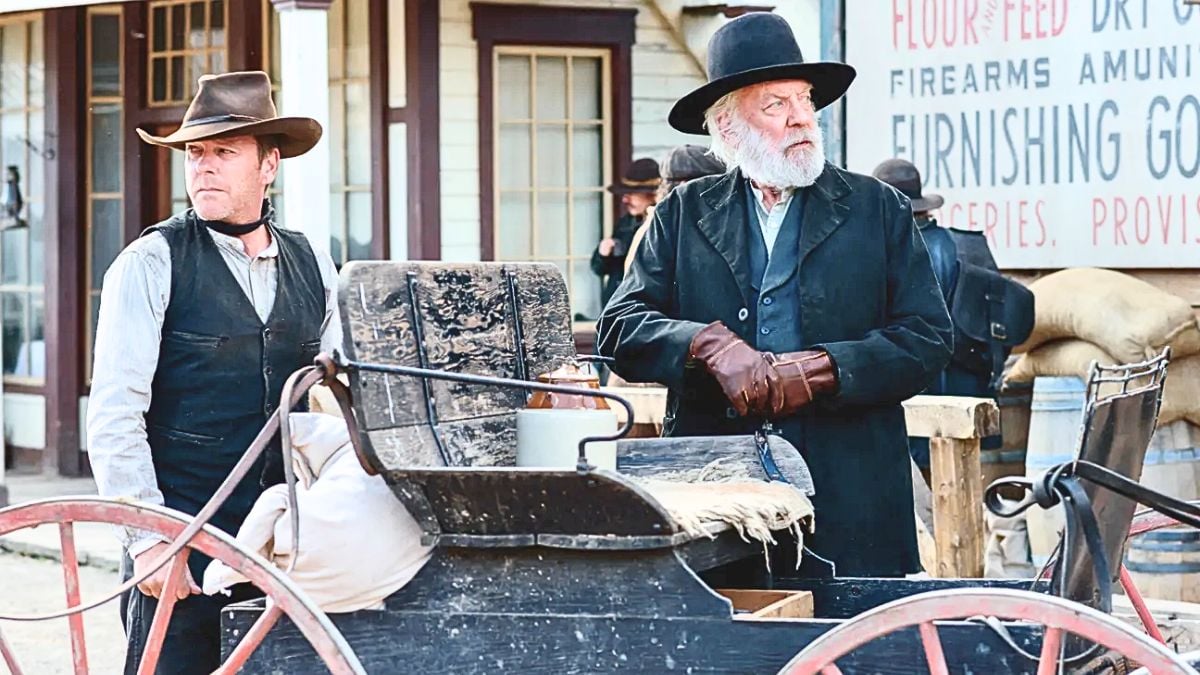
[86,71,341,672]
[590,157,661,310]
[624,145,727,275]
[598,13,952,577]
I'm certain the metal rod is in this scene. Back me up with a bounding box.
[405,272,452,466]
[339,357,636,472]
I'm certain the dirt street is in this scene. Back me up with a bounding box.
[0,552,125,674]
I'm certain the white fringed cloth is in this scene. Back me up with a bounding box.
[634,462,815,571]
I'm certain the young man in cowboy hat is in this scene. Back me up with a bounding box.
[86,70,341,672]
[590,157,662,310]
[598,13,952,577]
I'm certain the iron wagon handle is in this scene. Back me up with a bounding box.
[336,356,637,472]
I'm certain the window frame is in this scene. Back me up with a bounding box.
[145,0,230,108]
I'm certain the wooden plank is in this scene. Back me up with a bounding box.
[775,577,1052,619]
[929,437,985,578]
[718,589,815,620]
[902,396,999,440]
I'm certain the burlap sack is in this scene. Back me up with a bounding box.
[1005,339,1200,426]
[1015,268,1200,363]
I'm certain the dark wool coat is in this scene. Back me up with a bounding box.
[597,164,953,576]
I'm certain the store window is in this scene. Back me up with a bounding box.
[147,0,227,107]
[0,14,46,385]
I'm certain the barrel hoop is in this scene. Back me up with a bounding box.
[1134,529,1200,544]
[1143,447,1200,465]
[1124,560,1200,574]
[1030,400,1086,412]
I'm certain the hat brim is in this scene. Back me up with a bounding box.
[911,194,944,212]
[136,116,323,159]
[668,62,857,135]
[607,182,661,195]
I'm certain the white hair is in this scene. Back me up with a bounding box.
[702,88,826,189]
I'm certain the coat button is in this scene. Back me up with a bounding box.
[737,308,749,321]
[725,407,738,419]
[762,296,773,306]
[760,327,771,335]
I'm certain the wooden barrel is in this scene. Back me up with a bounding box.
[1125,527,1200,603]
[1024,376,1086,567]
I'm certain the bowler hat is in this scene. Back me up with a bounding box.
[137,71,322,159]
[607,157,662,194]
[669,12,856,135]
[872,159,944,212]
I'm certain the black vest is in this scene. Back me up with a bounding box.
[144,211,325,550]
[746,182,806,353]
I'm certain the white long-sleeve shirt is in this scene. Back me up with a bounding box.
[86,225,342,557]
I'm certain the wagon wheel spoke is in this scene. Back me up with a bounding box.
[918,622,949,675]
[135,549,193,675]
[58,522,89,675]
[215,603,283,674]
[0,626,24,675]
[1036,626,1063,675]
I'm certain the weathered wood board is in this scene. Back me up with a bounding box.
[338,262,577,470]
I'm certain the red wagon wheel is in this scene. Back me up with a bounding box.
[776,588,1197,675]
[0,497,366,675]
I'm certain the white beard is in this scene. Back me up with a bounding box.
[716,116,827,189]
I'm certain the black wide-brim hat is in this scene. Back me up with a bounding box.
[669,12,856,135]
[872,158,944,212]
[137,71,322,159]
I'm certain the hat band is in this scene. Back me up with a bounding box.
[182,113,264,128]
[622,177,662,187]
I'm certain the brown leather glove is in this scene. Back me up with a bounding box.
[688,321,772,416]
[762,350,839,417]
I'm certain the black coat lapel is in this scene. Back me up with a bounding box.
[696,169,753,305]
[798,164,852,267]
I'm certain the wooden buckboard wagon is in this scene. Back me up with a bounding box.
[4,261,1200,674]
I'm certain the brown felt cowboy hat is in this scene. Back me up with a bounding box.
[607,157,663,195]
[136,71,322,158]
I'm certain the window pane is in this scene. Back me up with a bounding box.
[189,53,206,93]
[211,49,225,75]
[346,0,370,79]
[152,57,168,102]
[348,191,372,261]
[1,229,27,285]
[387,121,408,260]
[571,124,602,188]
[171,55,185,101]
[28,17,44,105]
[498,124,530,190]
[91,198,123,291]
[328,85,346,187]
[387,0,406,108]
[535,57,566,120]
[0,110,23,173]
[327,0,345,80]
[572,192,602,257]
[536,124,567,188]
[537,191,567,258]
[1,24,28,109]
[1,293,26,377]
[152,5,168,51]
[497,192,531,260]
[28,201,43,286]
[345,81,371,186]
[89,290,101,357]
[571,259,601,321]
[27,292,44,379]
[572,57,602,120]
[171,151,188,213]
[497,56,530,120]
[91,104,122,194]
[170,3,186,50]
[211,0,225,46]
[189,1,207,41]
[329,193,346,265]
[26,110,44,201]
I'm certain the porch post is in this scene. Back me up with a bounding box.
[270,0,332,253]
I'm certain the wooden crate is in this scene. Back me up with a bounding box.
[716,589,814,620]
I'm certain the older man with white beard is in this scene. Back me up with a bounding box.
[597,13,952,577]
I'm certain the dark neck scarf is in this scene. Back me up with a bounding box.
[199,199,273,237]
